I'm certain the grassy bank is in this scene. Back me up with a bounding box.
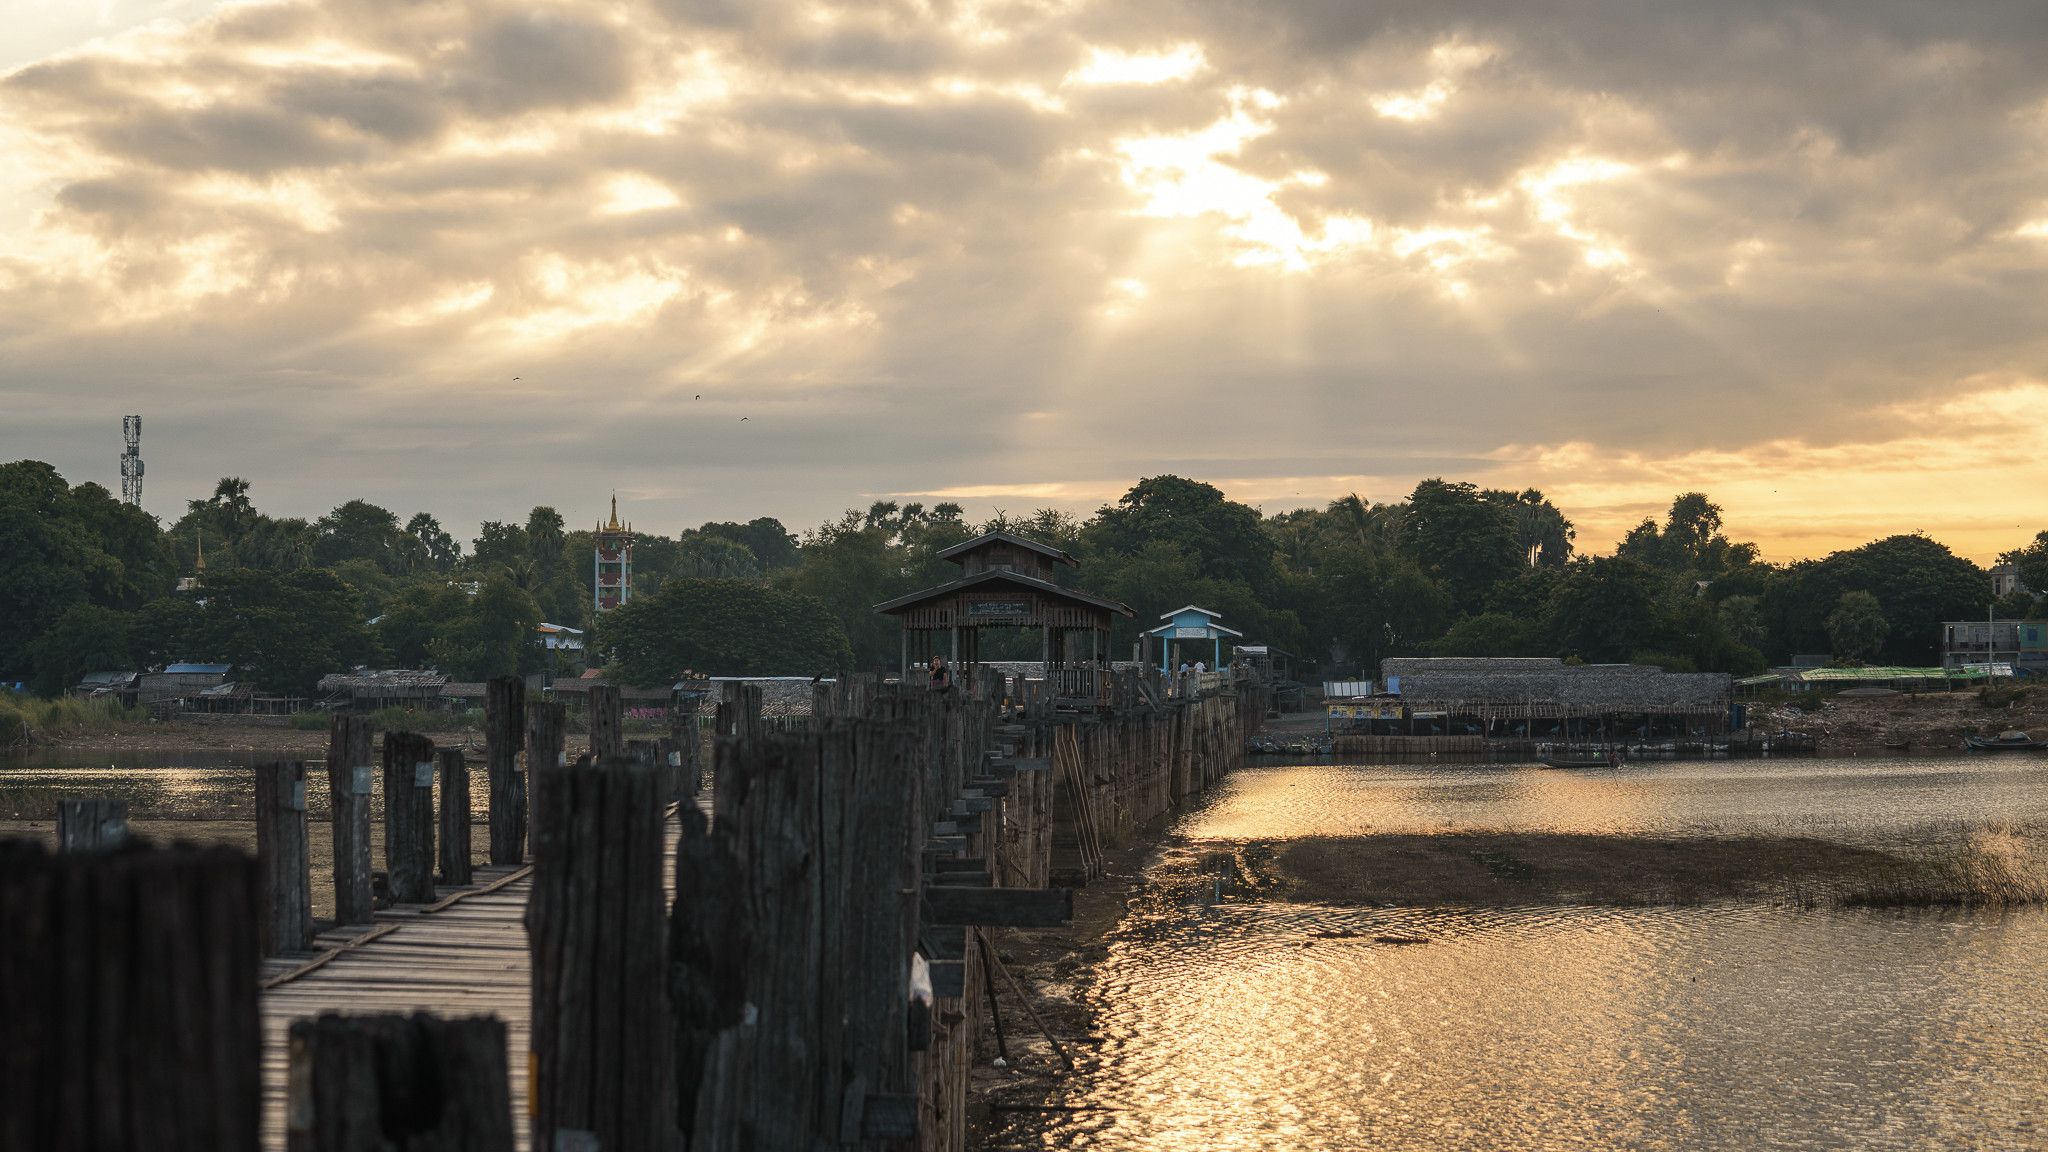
[0,693,145,747]
[1218,826,2048,910]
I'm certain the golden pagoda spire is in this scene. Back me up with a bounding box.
[603,491,625,533]
[195,529,206,572]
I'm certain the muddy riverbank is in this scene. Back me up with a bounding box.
[1750,687,2048,753]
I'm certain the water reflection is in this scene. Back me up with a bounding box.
[1002,758,2048,1150]
[0,747,495,821]
[1032,902,2048,1150]
[1191,756,2048,844]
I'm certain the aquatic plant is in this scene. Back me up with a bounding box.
[0,691,144,747]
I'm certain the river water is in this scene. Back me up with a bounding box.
[1014,756,2048,1151]
[0,746,493,823]
[9,751,2046,1147]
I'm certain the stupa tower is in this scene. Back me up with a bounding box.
[594,495,634,614]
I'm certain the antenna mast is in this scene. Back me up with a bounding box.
[120,416,143,506]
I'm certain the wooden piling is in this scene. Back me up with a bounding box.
[0,840,260,1149]
[484,675,527,866]
[383,732,438,906]
[285,1012,513,1152]
[54,796,127,852]
[670,805,747,1140]
[588,684,624,761]
[255,759,313,956]
[437,746,472,887]
[525,700,566,848]
[526,754,674,1151]
[325,713,376,925]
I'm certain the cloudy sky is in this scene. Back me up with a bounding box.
[4,0,2047,562]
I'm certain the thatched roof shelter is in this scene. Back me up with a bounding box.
[1380,657,1731,719]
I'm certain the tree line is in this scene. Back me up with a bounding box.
[4,458,2034,698]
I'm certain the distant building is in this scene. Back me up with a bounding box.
[595,496,634,614]
[1939,620,2047,671]
[1372,657,1733,739]
[1991,563,2026,599]
[73,670,139,705]
[135,663,232,710]
[537,622,585,653]
[316,670,449,712]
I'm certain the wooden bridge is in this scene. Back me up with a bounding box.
[6,672,1264,1151]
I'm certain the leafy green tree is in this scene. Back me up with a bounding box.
[2000,530,2048,601]
[0,461,174,680]
[1615,493,1759,577]
[1825,590,1890,663]
[431,577,542,680]
[377,583,472,668]
[1428,612,1540,658]
[1319,546,1451,671]
[1085,476,1274,592]
[405,512,462,573]
[314,501,406,574]
[180,568,380,695]
[597,578,852,683]
[698,517,801,571]
[1544,555,1667,664]
[525,507,567,579]
[27,603,137,695]
[774,517,908,669]
[1763,535,1984,664]
[1718,595,1768,650]
[1401,479,1524,611]
[470,520,531,576]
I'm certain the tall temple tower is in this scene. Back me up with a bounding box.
[594,495,634,614]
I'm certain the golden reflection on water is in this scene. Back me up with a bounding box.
[998,757,2048,1150]
[0,749,495,821]
[1028,903,2048,1150]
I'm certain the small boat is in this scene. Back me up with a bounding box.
[1965,731,2048,752]
[1882,739,1912,751]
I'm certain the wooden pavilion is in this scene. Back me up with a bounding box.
[874,530,1134,689]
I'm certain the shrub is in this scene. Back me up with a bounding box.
[0,691,143,745]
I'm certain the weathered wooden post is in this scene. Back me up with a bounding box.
[527,754,674,1151]
[326,713,376,925]
[671,697,701,798]
[383,732,437,905]
[525,699,565,852]
[285,1012,513,1152]
[55,796,127,852]
[255,759,313,955]
[437,747,472,887]
[588,683,624,761]
[0,840,260,1148]
[484,675,526,865]
[670,805,747,1140]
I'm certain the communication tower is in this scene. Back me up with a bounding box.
[120,416,144,506]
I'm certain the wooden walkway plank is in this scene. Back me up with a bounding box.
[257,810,700,1151]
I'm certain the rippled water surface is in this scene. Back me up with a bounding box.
[0,746,491,820]
[1016,757,2048,1151]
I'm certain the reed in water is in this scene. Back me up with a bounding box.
[1200,822,2048,911]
